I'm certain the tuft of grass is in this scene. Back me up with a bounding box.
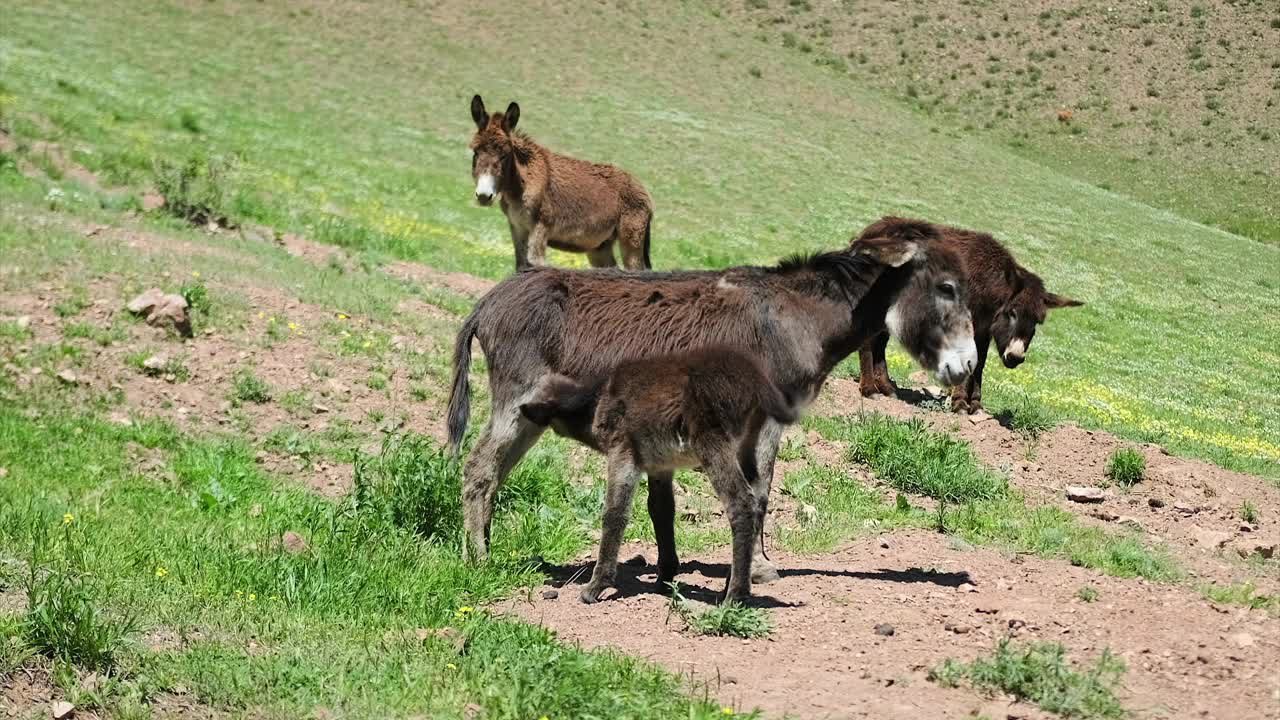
[930,640,1127,719]
[21,518,137,671]
[667,585,770,639]
[230,369,272,404]
[152,150,236,227]
[354,433,463,544]
[1077,586,1099,603]
[1201,582,1279,614]
[842,414,1008,503]
[1105,447,1145,487]
[1001,392,1058,440]
[1240,500,1258,524]
[53,290,91,318]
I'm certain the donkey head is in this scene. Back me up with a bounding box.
[468,95,521,207]
[991,270,1083,369]
[856,219,978,387]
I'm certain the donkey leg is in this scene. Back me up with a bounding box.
[952,331,989,414]
[461,403,545,562]
[704,450,755,604]
[509,220,531,271]
[526,223,550,267]
[586,241,618,269]
[617,213,649,270]
[748,419,784,584]
[646,471,679,586]
[582,454,642,603]
[870,331,897,397]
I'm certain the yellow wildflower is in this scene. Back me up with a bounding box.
[235,590,244,599]
[446,663,457,670]
[454,606,474,619]
[337,313,348,320]
[257,311,265,319]
[62,513,74,525]
[722,708,735,716]
[155,566,169,578]
[288,322,299,332]
[268,316,276,323]
[191,271,201,278]
[249,593,257,601]
[361,340,372,349]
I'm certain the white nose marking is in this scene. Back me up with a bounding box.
[475,174,496,198]
[1005,338,1026,360]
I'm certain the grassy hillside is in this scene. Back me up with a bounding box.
[722,0,1280,245]
[4,0,1276,477]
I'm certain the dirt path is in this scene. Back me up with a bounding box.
[505,532,1280,720]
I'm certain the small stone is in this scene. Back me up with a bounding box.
[925,385,943,396]
[1174,502,1198,515]
[798,503,818,526]
[541,589,559,600]
[1239,523,1255,533]
[1193,528,1232,550]
[312,404,331,414]
[968,411,993,424]
[1066,486,1105,503]
[1007,617,1027,630]
[623,554,647,567]
[1090,510,1119,522]
[281,531,309,554]
[944,622,972,634]
[1233,539,1277,560]
[52,701,75,720]
[1148,498,1166,508]
[874,623,895,636]
[56,369,80,385]
[142,354,169,373]
[1228,632,1254,649]
[880,541,890,549]
[957,583,977,594]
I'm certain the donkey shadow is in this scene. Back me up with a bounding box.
[537,558,975,607]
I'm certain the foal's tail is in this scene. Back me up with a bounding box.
[446,310,482,458]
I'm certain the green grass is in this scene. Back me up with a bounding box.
[230,369,272,405]
[806,414,1179,581]
[930,640,1127,719]
[1240,500,1259,524]
[1201,582,1279,614]
[1105,448,1146,488]
[0,0,1275,479]
[1076,586,1099,603]
[0,396,748,718]
[668,586,771,639]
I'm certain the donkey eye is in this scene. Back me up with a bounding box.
[938,281,957,299]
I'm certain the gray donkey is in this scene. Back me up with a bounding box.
[447,217,977,588]
[520,347,799,604]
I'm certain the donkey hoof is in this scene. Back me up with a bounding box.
[580,585,608,604]
[751,561,781,585]
[950,398,970,414]
[657,560,680,585]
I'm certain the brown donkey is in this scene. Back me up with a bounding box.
[446,217,978,587]
[859,223,1082,413]
[520,348,800,605]
[469,95,654,270]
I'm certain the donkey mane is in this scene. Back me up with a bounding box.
[772,250,882,292]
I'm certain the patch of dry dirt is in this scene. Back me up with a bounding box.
[506,532,1280,720]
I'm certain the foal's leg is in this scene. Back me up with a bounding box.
[582,453,643,603]
[461,402,545,562]
[526,223,550,267]
[617,213,650,270]
[646,471,679,585]
[859,331,896,397]
[703,449,755,604]
[508,220,531,271]
[748,419,784,584]
[586,240,618,269]
[952,330,989,414]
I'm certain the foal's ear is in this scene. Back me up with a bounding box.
[518,401,555,427]
[1043,292,1084,309]
[856,238,919,268]
[471,95,489,130]
[503,102,520,132]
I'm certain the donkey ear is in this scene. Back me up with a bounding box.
[503,102,520,132]
[856,238,919,268]
[471,95,488,130]
[1043,292,1084,309]
[518,401,554,427]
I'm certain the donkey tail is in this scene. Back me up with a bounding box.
[641,214,653,270]
[446,310,482,458]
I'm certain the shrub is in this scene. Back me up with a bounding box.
[231,369,272,404]
[22,517,137,670]
[354,433,462,543]
[1077,586,1099,603]
[1105,448,1145,487]
[152,150,236,227]
[930,640,1126,719]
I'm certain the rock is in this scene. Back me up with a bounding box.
[280,531,308,554]
[798,503,818,526]
[1090,510,1118,522]
[1239,523,1255,533]
[1066,486,1105,503]
[957,583,977,594]
[924,385,943,397]
[879,541,890,549]
[1228,632,1255,649]
[944,622,972,634]
[142,354,169,373]
[52,701,75,719]
[623,554,647,567]
[1174,502,1198,515]
[142,192,165,211]
[1007,617,1027,630]
[126,288,192,338]
[968,411,993,424]
[874,623,895,636]
[1233,539,1277,560]
[1147,497,1166,509]
[541,589,559,600]
[312,403,331,414]
[1193,528,1232,550]
[55,369,80,385]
